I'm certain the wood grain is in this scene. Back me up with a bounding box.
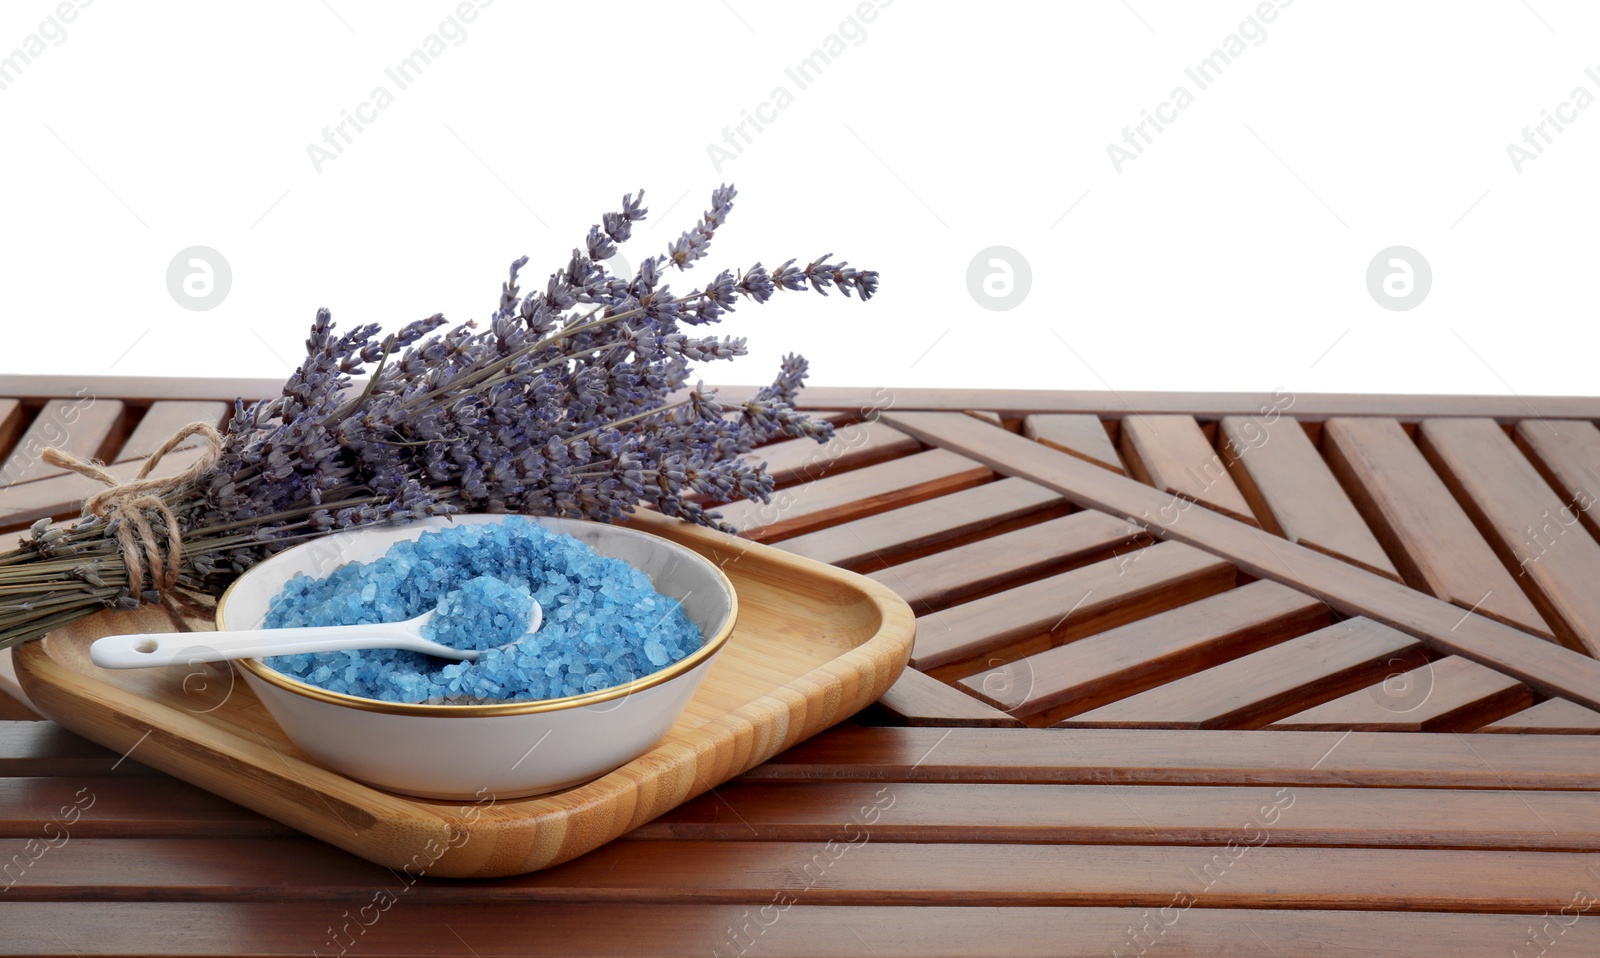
[1220,415,1399,578]
[776,475,1066,571]
[959,580,1329,722]
[1119,415,1260,525]
[11,511,916,877]
[1058,617,1427,729]
[1419,417,1600,656]
[715,448,992,542]
[2,902,1590,957]
[1480,697,1600,734]
[880,411,1600,712]
[1023,414,1123,473]
[741,419,919,489]
[0,395,126,487]
[640,781,1600,851]
[910,540,1236,677]
[868,667,1027,728]
[868,509,1147,612]
[1268,655,1533,732]
[1321,416,1551,637]
[748,726,1600,789]
[1515,418,1600,542]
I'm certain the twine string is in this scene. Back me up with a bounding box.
[39,421,223,598]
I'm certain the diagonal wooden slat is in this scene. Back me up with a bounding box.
[1269,656,1533,732]
[1515,418,1600,542]
[879,411,1600,713]
[1118,414,1260,525]
[1480,697,1600,734]
[741,419,919,489]
[870,667,1026,728]
[868,510,1145,613]
[0,445,211,531]
[1419,417,1600,656]
[0,396,128,489]
[959,581,1329,722]
[1321,416,1552,638]
[909,540,1235,677]
[0,398,25,464]
[776,476,1066,571]
[1057,617,1427,729]
[1220,415,1400,579]
[1022,414,1123,473]
[715,448,992,542]
[118,400,232,461]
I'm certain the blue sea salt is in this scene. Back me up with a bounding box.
[422,575,534,652]
[260,517,703,704]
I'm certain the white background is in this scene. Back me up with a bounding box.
[1,0,1597,397]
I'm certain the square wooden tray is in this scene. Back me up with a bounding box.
[13,511,915,878]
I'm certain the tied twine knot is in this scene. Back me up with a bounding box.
[40,421,223,599]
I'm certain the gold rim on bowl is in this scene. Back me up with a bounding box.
[216,520,738,718]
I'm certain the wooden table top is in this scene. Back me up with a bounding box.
[4,380,1600,956]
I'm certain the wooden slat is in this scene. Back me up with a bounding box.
[0,776,291,838]
[963,409,1004,427]
[1,902,1590,958]
[19,373,1600,416]
[0,400,230,531]
[8,836,1600,914]
[910,540,1236,677]
[1321,416,1552,637]
[1220,416,1400,579]
[0,396,127,488]
[1515,418,1600,542]
[1119,415,1260,525]
[1269,656,1533,732]
[537,844,1600,913]
[642,781,1600,852]
[1022,414,1123,473]
[0,444,211,530]
[868,509,1146,612]
[1480,697,1600,734]
[750,726,1600,789]
[959,581,1329,722]
[776,476,1066,571]
[0,723,154,777]
[117,400,232,460]
[0,398,25,464]
[868,668,1027,728]
[878,412,1600,712]
[1058,617,1427,729]
[714,448,992,542]
[1420,417,1600,656]
[742,419,919,489]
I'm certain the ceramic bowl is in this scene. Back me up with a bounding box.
[215,514,737,800]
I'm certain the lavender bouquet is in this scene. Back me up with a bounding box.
[0,185,876,652]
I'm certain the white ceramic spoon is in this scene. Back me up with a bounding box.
[89,600,543,669]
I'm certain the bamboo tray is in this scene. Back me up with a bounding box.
[13,510,915,878]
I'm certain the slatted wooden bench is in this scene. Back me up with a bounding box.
[4,377,1599,957]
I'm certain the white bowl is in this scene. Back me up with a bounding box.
[215,514,737,800]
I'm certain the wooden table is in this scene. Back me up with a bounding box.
[5,377,1600,956]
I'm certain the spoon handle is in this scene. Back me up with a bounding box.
[89,620,468,669]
